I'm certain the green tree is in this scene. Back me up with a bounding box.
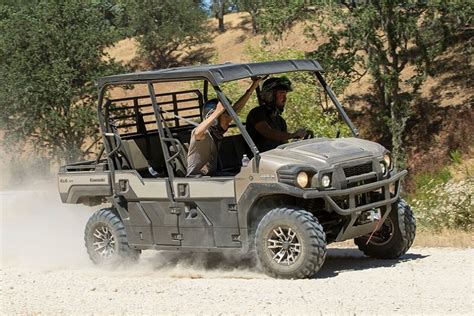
[126,0,210,68]
[258,0,473,167]
[256,0,312,37]
[0,1,124,162]
[309,1,472,167]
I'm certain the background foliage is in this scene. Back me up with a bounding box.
[411,170,473,232]
[0,0,124,162]
[256,0,473,168]
[125,0,210,68]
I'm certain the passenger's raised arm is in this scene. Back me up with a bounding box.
[232,76,265,114]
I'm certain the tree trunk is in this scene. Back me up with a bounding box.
[216,0,225,33]
[218,15,225,32]
[382,1,408,168]
[250,11,258,34]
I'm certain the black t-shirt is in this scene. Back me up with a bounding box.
[246,106,287,152]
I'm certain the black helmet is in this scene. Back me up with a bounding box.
[261,76,292,106]
[261,76,293,93]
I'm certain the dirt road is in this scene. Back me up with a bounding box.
[1,188,473,314]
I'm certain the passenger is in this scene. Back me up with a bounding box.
[246,76,307,152]
[186,77,263,176]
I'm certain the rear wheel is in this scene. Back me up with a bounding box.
[355,199,416,259]
[84,208,140,265]
[255,208,327,279]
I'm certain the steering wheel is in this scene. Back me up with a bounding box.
[304,129,314,140]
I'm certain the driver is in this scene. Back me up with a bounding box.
[246,76,307,152]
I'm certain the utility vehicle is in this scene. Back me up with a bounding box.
[58,60,416,279]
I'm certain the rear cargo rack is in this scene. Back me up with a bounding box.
[107,89,203,137]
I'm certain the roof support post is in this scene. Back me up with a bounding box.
[148,82,176,200]
[97,85,117,196]
[215,88,261,172]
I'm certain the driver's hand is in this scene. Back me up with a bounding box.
[293,128,306,139]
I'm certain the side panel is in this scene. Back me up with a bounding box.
[178,202,215,248]
[114,171,169,200]
[58,172,111,203]
[114,171,180,246]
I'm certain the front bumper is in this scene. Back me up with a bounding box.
[237,169,407,249]
[302,170,407,215]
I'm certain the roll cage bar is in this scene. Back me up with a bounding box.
[96,60,359,190]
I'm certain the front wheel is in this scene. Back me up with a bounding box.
[355,199,416,259]
[84,208,140,265]
[255,208,327,279]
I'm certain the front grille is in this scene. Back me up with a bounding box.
[333,196,349,209]
[344,163,373,177]
[346,177,377,188]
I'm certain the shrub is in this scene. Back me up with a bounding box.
[411,178,473,232]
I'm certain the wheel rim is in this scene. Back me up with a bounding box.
[368,217,395,246]
[92,225,116,258]
[266,226,301,265]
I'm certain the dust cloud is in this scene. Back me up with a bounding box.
[0,181,92,269]
[0,177,264,279]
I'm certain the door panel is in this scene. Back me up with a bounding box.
[125,202,154,246]
[173,177,241,248]
[114,171,169,200]
[179,203,215,247]
[195,200,240,247]
[141,202,180,246]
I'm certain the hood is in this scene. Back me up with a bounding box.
[260,137,385,168]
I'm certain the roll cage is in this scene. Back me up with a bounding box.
[97,59,359,185]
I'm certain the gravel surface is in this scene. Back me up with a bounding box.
[1,188,473,314]
[2,248,473,314]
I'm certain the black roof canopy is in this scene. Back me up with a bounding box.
[98,59,324,88]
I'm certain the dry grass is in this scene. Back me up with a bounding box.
[328,230,473,249]
[449,154,474,182]
[413,230,473,248]
[104,37,138,64]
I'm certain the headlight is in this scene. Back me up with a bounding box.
[321,174,331,188]
[296,171,309,188]
[384,153,392,170]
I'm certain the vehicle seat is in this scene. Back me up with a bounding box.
[169,140,189,177]
[218,134,251,173]
[120,139,159,177]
